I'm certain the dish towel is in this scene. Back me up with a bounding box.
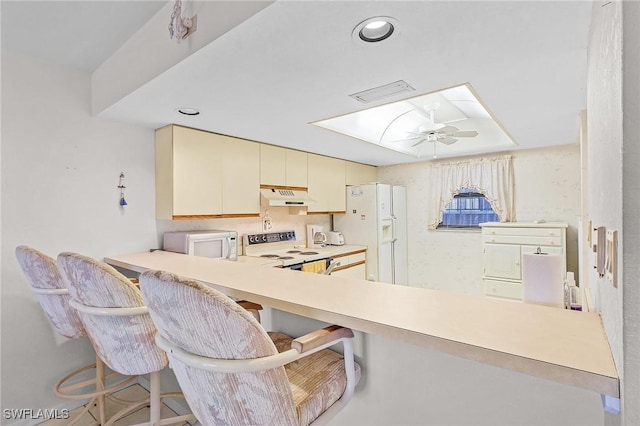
[302,260,326,274]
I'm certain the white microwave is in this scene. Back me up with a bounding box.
[163,230,237,261]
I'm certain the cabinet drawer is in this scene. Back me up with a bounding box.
[484,279,523,300]
[483,234,562,247]
[482,227,563,238]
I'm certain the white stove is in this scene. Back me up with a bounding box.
[243,231,331,269]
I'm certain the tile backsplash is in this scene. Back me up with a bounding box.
[156,208,331,253]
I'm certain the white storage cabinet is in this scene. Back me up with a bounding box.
[480,222,568,300]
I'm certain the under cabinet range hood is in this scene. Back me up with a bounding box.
[260,188,315,207]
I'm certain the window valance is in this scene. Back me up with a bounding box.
[428,155,514,229]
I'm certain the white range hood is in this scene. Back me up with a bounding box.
[260,188,315,207]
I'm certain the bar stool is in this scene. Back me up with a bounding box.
[15,246,136,425]
[140,269,361,425]
[57,251,194,425]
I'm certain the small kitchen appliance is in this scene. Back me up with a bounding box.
[327,231,345,246]
[306,224,326,249]
[163,230,237,261]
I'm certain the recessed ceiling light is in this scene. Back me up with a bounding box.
[177,108,200,116]
[353,17,399,44]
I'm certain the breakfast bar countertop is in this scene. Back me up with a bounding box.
[105,250,619,399]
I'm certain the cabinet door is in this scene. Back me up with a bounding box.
[222,136,260,215]
[346,161,377,185]
[260,144,286,186]
[483,244,521,280]
[172,126,223,216]
[332,263,366,280]
[285,149,308,188]
[308,154,346,213]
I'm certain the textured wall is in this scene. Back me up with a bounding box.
[1,51,159,417]
[378,144,581,296]
[588,1,640,425]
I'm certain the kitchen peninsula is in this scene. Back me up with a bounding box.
[106,250,618,404]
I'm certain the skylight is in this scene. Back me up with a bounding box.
[312,83,517,159]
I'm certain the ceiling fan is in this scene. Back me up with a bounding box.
[392,103,479,147]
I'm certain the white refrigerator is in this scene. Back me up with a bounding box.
[334,183,407,285]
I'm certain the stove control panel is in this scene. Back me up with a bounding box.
[245,230,296,246]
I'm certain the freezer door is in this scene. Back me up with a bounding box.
[377,183,392,219]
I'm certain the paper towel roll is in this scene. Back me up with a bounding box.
[522,253,564,308]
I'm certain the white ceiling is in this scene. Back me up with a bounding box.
[1,1,592,166]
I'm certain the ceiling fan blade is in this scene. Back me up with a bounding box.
[411,138,427,147]
[438,125,459,134]
[388,135,423,143]
[452,130,479,137]
[438,137,458,145]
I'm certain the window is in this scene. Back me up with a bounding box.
[437,188,499,229]
[428,155,514,230]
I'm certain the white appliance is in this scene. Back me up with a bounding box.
[306,224,326,249]
[163,230,237,261]
[260,188,315,207]
[327,231,345,246]
[334,184,407,285]
[243,230,332,270]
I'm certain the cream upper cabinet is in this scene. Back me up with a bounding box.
[345,161,377,186]
[221,136,260,215]
[260,145,286,186]
[285,149,308,188]
[307,153,346,213]
[260,145,308,188]
[155,125,259,219]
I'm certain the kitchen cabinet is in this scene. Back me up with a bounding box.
[345,161,377,186]
[155,125,259,219]
[307,153,346,214]
[222,137,260,215]
[480,222,567,300]
[330,249,367,280]
[260,145,307,188]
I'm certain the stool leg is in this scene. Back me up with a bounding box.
[149,371,161,426]
[95,356,107,425]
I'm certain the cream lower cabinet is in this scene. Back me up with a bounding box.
[307,153,346,213]
[156,125,259,219]
[480,222,568,300]
[330,250,367,279]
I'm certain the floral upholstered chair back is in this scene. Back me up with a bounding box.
[140,270,299,426]
[15,246,85,339]
[56,252,167,376]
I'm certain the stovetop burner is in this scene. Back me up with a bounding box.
[278,256,295,260]
[299,251,319,255]
[287,250,301,253]
[260,254,280,258]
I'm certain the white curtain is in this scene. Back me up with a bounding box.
[428,155,514,229]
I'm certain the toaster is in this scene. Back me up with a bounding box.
[327,231,345,246]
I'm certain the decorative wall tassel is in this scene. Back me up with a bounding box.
[117,173,127,207]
